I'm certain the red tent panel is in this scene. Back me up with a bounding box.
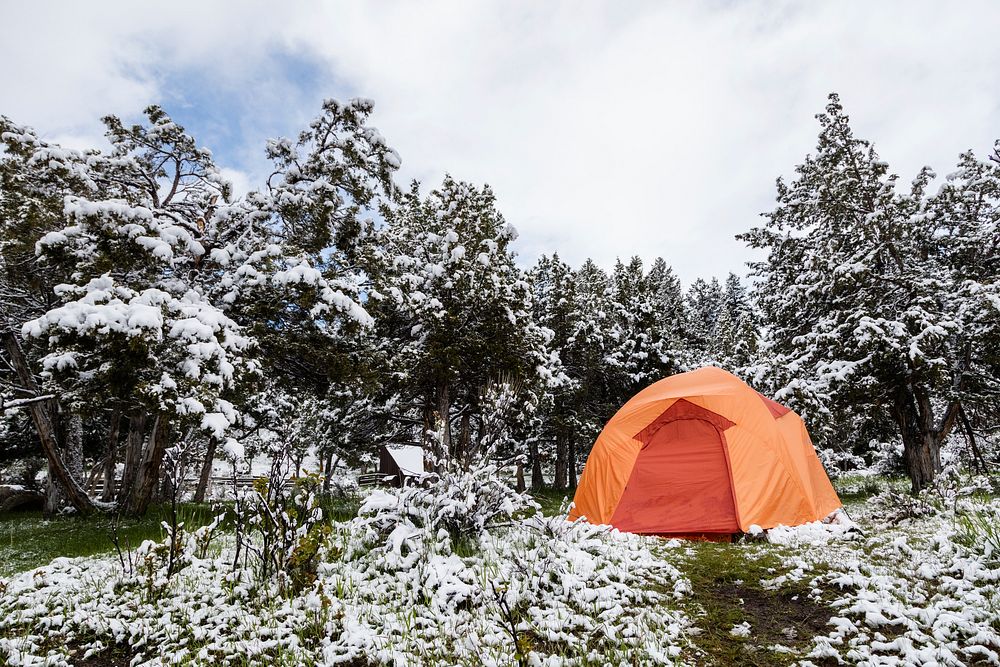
[610,400,739,535]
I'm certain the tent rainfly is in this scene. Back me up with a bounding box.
[570,366,841,538]
[379,445,426,487]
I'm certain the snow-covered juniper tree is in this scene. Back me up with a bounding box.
[605,256,686,398]
[368,177,550,471]
[684,276,724,363]
[528,254,609,489]
[3,108,258,514]
[741,93,1000,491]
[235,97,399,389]
[0,98,400,514]
[216,97,400,490]
[0,116,104,511]
[920,148,1000,472]
[713,272,759,372]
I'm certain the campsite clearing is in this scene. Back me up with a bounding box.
[2,476,998,666]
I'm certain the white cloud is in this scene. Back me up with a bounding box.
[2,1,999,282]
[218,167,253,199]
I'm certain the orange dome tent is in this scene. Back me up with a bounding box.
[569,366,840,536]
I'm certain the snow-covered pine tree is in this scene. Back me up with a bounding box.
[528,254,575,488]
[606,256,680,399]
[684,277,724,363]
[714,272,758,371]
[646,257,688,356]
[529,253,616,489]
[740,93,1000,491]
[561,258,617,485]
[1,99,400,514]
[369,177,550,471]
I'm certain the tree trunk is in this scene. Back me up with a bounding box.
[118,413,147,505]
[435,384,451,472]
[959,406,989,474]
[158,461,173,503]
[529,439,544,491]
[3,331,96,515]
[458,412,471,468]
[102,409,121,502]
[46,412,84,513]
[892,387,960,493]
[194,438,218,503]
[421,401,433,458]
[515,460,526,493]
[567,430,578,488]
[322,451,335,493]
[127,415,170,515]
[554,431,567,491]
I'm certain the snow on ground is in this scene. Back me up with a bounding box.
[766,510,861,547]
[1,480,999,665]
[0,487,692,666]
[775,494,1000,665]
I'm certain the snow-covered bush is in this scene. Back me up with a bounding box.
[0,460,692,666]
[868,438,904,475]
[358,460,538,553]
[232,471,329,596]
[799,501,1000,665]
[868,488,940,522]
[818,447,867,477]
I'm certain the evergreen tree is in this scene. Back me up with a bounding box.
[0,99,399,514]
[646,257,687,352]
[606,256,679,397]
[740,93,1000,491]
[529,253,615,489]
[368,177,549,471]
[714,273,758,370]
[685,277,724,360]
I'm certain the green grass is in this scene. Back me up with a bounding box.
[319,493,363,523]
[832,474,909,502]
[531,487,575,517]
[670,540,833,666]
[0,503,219,577]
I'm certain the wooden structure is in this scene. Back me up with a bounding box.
[378,445,426,487]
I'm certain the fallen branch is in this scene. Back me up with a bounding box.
[1,393,56,411]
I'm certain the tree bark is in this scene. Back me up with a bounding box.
[958,406,989,474]
[529,439,544,491]
[3,331,96,515]
[126,414,170,515]
[194,437,217,503]
[102,409,121,502]
[892,386,961,493]
[458,411,471,468]
[567,430,578,488]
[435,384,451,472]
[554,430,568,490]
[118,413,147,506]
[321,450,335,493]
[47,412,84,513]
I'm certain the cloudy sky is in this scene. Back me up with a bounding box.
[2,1,999,282]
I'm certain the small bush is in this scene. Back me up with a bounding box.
[358,461,540,552]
